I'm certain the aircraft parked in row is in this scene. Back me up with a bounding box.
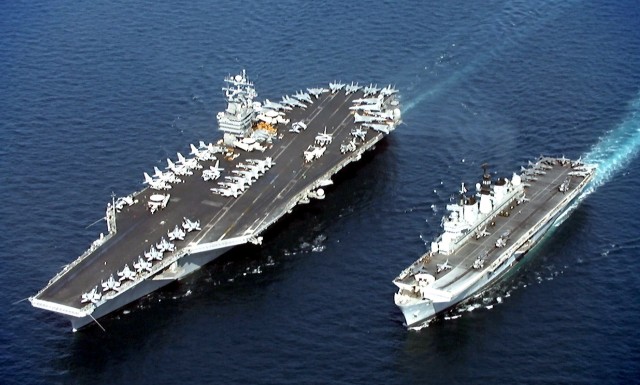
[329,81,345,93]
[182,218,201,232]
[81,286,102,304]
[117,264,137,282]
[168,225,186,241]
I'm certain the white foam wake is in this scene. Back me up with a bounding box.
[581,94,640,196]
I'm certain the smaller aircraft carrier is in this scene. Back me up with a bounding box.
[30,71,401,331]
[393,156,595,328]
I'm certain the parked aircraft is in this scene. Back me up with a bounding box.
[379,84,398,96]
[363,83,380,97]
[143,172,171,190]
[133,256,152,273]
[211,187,240,198]
[190,143,215,161]
[144,245,163,261]
[176,152,201,170]
[156,237,175,253]
[182,217,201,232]
[281,95,306,109]
[101,274,121,292]
[307,87,329,98]
[166,158,193,176]
[263,99,290,111]
[329,81,345,93]
[315,127,333,146]
[117,264,137,282]
[350,127,367,141]
[293,90,313,104]
[304,145,326,163]
[81,286,102,304]
[340,139,357,154]
[168,225,186,241]
[362,123,392,134]
[345,82,361,95]
[202,160,224,181]
[436,260,452,273]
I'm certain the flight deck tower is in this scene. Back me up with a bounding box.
[216,70,257,136]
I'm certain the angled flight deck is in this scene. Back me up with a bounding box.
[31,73,401,330]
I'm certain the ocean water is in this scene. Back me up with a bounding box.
[2,0,639,383]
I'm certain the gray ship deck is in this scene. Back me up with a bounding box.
[423,162,588,286]
[36,88,385,309]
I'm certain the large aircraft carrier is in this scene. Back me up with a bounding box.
[31,71,401,331]
[393,157,595,328]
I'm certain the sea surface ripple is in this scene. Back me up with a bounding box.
[1,0,639,384]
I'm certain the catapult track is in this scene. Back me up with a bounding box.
[32,86,396,327]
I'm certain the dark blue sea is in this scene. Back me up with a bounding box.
[2,1,639,383]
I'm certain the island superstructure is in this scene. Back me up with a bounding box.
[393,157,595,328]
[30,71,401,331]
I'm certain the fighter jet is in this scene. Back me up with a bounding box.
[303,145,326,163]
[203,141,224,154]
[225,175,252,188]
[363,83,381,97]
[345,82,361,95]
[475,227,490,239]
[81,286,102,304]
[472,251,488,270]
[154,167,181,184]
[233,168,260,181]
[182,217,201,232]
[246,157,275,174]
[349,103,382,112]
[211,186,241,198]
[166,158,193,176]
[329,81,345,93]
[516,194,530,205]
[281,95,306,109]
[144,245,164,262]
[190,143,215,161]
[176,152,202,170]
[117,264,137,282]
[289,121,307,133]
[168,225,186,241]
[558,177,571,193]
[202,160,224,181]
[379,84,398,96]
[350,127,367,141]
[293,90,313,104]
[495,231,511,248]
[101,274,121,292]
[262,99,290,111]
[143,172,171,191]
[307,87,329,98]
[156,237,175,253]
[571,156,583,168]
[315,127,333,146]
[340,139,357,154]
[133,256,153,273]
[362,123,392,134]
[354,113,387,124]
[436,260,452,273]
[114,195,136,211]
[352,95,383,105]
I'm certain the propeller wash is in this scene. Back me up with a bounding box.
[30,72,401,331]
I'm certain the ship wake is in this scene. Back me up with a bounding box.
[581,93,640,197]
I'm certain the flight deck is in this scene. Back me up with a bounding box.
[393,156,595,327]
[31,74,401,330]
